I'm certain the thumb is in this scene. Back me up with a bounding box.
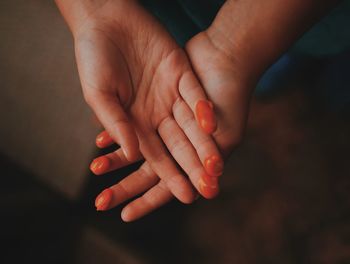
[74,35,139,161]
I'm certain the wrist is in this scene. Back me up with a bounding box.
[205,0,276,84]
[204,25,264,86]
[205,0,340,83]
[55,0,95,35]
[55,0,136,38]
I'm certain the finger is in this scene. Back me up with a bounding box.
[95,188,113,211]
[179,71,217,134]
[121,180,173,222]
[96,130,115,148]
[158,116,219,199]
[173,98,224,177]
[198,174,220,200]
[138,127,196,204]
[90,155,111,175]
[87,92,139,161]
[94,162,159,211]
[75,36,139,161]
[90,148,143,175]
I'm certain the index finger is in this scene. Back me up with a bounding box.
[179,71,217,134]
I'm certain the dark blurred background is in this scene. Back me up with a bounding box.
[1,0,350,263]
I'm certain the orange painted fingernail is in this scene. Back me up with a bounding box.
[95,188,113,211]
[198,174,219,199]
[204,155,224,177]
[195,100,217,134]
[90,156,110,175]
[96,131,114,148]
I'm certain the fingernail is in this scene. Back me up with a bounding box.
[90,156,110,175]
[198,174,219,199]
[195,100,217,134]
[204,155,224,177]
[121,208,131,222]
[96,131,114,148]
[95,188,113,211]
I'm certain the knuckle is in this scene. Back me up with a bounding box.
[196,137,214,154]
[151,151,167,165]
[118,182,131,198]
[142,195,157,210]
[157,180,169,194]
[83,91,94,106]
[138,165,156,182]
[169,138,187,154]
[110,115,129,128]
[172,97,183,113]
[182,114,196,131]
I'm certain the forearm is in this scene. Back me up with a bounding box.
[207,0,340,80]
[55,0,100,34]
[55,0,137,36]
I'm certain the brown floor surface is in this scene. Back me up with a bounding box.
[2,88,350,264]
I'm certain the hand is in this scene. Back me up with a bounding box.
[91,0,341,221]
[94,29,255,221]
[61,0,223,203]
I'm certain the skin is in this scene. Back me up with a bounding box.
[90,0,339,222]
[55,0,339,221]
[55,0,223,203]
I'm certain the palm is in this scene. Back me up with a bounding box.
[75,1,222,206]
[186,32,253,156]
[94,30,254,221]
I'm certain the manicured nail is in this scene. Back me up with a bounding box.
[198,174,219,199]
[195,100,217,134]
[96,131,114,148]
[90,156,110,175]
[204,155,224,177]
[95,188,113,211]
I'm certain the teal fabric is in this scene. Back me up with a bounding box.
[140,0,223,46]
[141,0,350,56]
[293,0,350,57]
[140,0,350,110]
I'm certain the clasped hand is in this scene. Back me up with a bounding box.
[60,0,249,221]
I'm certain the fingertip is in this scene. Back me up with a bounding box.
[204,155,224,177]
[176,186,196,204]
[168,176,196,204]
[198,174,219,199]
[181,194,196,204]
[95,188,113,211]
[121,207,134,222]
[96,131,114,148]
[90,156,111,175]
